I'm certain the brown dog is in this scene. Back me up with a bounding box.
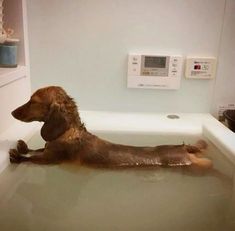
[9,86,212,168]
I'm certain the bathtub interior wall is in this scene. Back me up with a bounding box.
[0,77,31,133]
[26,0,235,115]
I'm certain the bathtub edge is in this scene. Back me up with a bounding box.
[0,122,41,174]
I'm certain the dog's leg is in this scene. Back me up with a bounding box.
[184,140,211,168]
[9,149,56,164]
[185,140,208,158]
[195,139,208,150]
[188,153,212,168]
[16,140,45,155]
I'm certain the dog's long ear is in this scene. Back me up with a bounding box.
[41,104,69,141]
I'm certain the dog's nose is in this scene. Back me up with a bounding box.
[11,107,23,120]
[11,109,19,119]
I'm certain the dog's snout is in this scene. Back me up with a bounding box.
[12,107,23,120]
[11,101,31,121]
[11,110,16,118]
[11,100,47,122]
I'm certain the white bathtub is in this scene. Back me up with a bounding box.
[0,111,235,231]
[0,111,235,173]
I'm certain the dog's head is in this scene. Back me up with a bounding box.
[12,86,78,141]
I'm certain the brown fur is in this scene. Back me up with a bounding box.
[9,86,212,169]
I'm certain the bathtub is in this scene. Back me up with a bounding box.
[0,111,235,230]
[2,110,234,171]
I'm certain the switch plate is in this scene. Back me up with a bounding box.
[185,57,217,79]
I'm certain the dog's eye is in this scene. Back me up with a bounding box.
[29,101,40,107]
[30,99,40,104]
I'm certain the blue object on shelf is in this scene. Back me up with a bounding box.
[0,44,18,67]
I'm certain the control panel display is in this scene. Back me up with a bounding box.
[141,55,169,77]
[144,56,166,68]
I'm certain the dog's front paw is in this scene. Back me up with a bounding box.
[9,149,23,163]
[17,140,29,154]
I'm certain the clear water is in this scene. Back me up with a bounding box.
[0,131,235,231]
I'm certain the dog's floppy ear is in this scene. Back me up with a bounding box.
[41,104,69,141]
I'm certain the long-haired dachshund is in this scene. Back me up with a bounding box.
[9,86,212,169]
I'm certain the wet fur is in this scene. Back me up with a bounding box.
[9,86,212,169]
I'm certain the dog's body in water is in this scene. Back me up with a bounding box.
[9,86,212,169]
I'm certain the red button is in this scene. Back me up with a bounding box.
[194,65,201,70]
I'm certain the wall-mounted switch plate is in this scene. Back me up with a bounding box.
[185,57,217,79]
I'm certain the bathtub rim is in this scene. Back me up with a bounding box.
[0,111,235,173]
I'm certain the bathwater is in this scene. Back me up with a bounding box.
[0,131,234,231]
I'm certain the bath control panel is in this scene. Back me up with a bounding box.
[127,54,183,89]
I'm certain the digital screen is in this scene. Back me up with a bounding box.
[144,56,166,68]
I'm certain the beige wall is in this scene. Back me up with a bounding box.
[26,0,234,116]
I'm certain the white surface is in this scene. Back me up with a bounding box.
[0,76,31,133]
[80,111,205,135]
[0,65,27,87]
[0,111,235,174]
[203,119,235,164]
[27,0,225,113]
[127,54,183,89]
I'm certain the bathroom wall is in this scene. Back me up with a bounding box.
[26,0,231,114]
[211,0,235,116]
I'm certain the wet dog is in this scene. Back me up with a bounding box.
[9,86,212,169]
